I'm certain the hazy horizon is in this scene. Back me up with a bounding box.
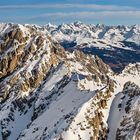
[0,0,140,25]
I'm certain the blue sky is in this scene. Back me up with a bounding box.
[0,0,140,25]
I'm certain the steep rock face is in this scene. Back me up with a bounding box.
[0,24,66,100]
[0,24,69,140]
[115,82,140,140]
[0,26,28,78]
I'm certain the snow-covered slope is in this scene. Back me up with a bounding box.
[0,22,140,140]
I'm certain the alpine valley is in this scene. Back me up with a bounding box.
[0,22,140,140]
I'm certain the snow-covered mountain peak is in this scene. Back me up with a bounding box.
[0,22,140,140]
